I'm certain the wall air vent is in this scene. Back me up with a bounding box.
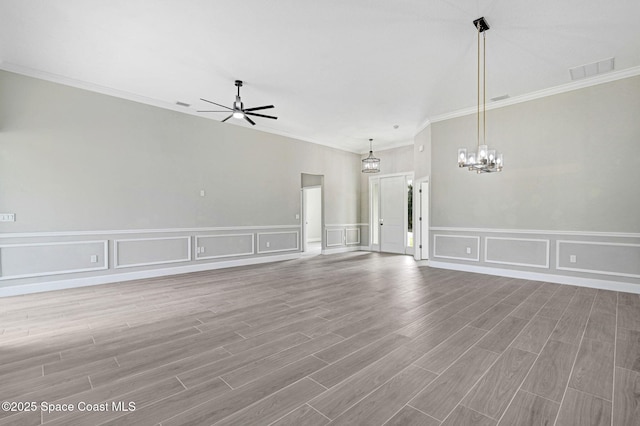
[569,57,615,81]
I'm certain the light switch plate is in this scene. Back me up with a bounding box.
[0,213,15,222]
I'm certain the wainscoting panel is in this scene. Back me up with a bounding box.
[485,237,550,268]
[433,235,480,261]
[557,240,640,278]
[195,234,254,260]
[346,228,361,245]
[326,229,344,247]
[429,227,640,291]
[0,240,108,280]
[114,237,191,269]
[257,231,299,254]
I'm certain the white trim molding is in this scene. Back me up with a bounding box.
[0,62,365,155]
[322,246,361,255]
[556,240,640,279]
[427,66,640,124]
[114,236,192,269]
[433,235,480,262]
[325,229,344,247]
[256,231,300,254]
[0,252,303,297]
[484,237,550,269]
[428,260,640,295]
[0,240,108,280]
[195,233,255,260]
[430,226,640,239]
[345,228,361,245]
[0,224,301,239]
[324,223,369,227]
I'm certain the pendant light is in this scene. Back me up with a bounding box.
[362,138,380,173]
[457,17,503,173]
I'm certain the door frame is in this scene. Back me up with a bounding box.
[414,176,430,260]
[301,185,322,253]
[369,172,414,254]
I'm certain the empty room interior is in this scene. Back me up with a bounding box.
[1,1,639,425]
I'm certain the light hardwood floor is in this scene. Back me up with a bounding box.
[0,252,638,425]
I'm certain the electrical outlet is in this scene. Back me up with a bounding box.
[466,247,471,254]
[266,242,270,248]
[569,255,577,263]
[200,190,205,197]
[200,247,205,254]
[90,255,98,263]
[295,213,300,220]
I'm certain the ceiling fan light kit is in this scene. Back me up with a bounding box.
[458,17,503,174]
[198,80,277,126]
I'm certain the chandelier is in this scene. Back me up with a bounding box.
[458,17,503,173]
[362,138,380,173]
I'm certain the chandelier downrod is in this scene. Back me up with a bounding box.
[458,17,503,174]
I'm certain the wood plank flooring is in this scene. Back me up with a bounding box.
[0,252,638,425]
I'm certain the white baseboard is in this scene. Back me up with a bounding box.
[428,260,640,295]
[321,246,362,255]
[0,252,302,297]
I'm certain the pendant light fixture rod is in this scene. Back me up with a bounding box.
[477,22,481,148]
[457,16,503,174]
[484,31,486,146]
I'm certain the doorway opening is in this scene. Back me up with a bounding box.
[302,186,322,254]
[301,173,324,255]
[369,173,414,255]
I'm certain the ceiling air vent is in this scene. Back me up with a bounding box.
[569,57,614,81]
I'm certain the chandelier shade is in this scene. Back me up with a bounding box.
[362,138,380,173]
[458,17,503,174]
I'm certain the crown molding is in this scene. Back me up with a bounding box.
[427,65,640,125]
[414,118,432,135]
[0,62,363,155]
[3,61,638,149]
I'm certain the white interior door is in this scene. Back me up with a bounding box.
[380,175,405,254]
[420,181,429,260]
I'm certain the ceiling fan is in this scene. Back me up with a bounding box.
[198,80,277,126]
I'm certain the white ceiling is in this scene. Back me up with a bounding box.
[1,0,639,153]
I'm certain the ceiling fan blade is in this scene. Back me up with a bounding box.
[221,114,233,122]
[197,110,232,113]
[245,112,278,120]
[200,98,233,110]
[244,115,256,126]
[243,105,274,112]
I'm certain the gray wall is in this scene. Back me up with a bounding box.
[413,125,431,181]
[0,71,362,291]
[359,144,414,224]
[431,76,640,232]
[428,75,640,289]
